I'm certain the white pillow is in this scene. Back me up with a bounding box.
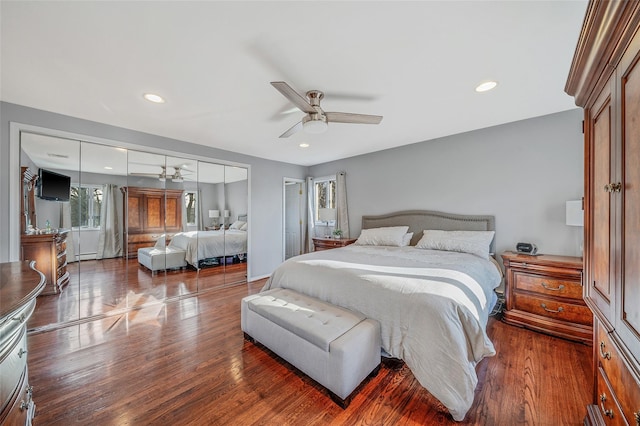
[401,232,414,247]
[229,220,246,230]
[354,226,410,247]
[239,222,248,231]
[415,230,495,259]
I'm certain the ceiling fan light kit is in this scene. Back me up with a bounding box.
[270,81,382,138]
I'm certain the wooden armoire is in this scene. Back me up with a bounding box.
[565,1,640,424]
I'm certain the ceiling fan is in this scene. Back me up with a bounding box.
[271,81,383,138]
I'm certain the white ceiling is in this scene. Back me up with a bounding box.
[1,1,587,167]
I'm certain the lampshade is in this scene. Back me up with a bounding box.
[566,200,584,227]
[318,208,336,222]
[209,210,220,219]
[224,210,230,218]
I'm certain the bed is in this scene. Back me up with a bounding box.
[168,215,248,268]
[261,210,502,421]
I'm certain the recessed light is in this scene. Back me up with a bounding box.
[299,143,310,148]
[143,93,165,103]
[475,81,498,93]
[104,166,113,170]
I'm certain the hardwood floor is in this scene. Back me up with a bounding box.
[27,279,592,425]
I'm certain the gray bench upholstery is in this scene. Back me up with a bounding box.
[241,288,380,407]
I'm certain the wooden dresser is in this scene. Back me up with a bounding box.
[312,237,357,251]
[121,187,183,258]
[0,261,45,425]
[565,1,640,424]
[20,230,69,296]
[502,252,591,344]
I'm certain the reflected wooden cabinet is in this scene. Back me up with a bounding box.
[20,230,69,296]
[121,187,183,258]
[565,1,640,424]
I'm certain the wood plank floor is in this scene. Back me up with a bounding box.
[27,279,592,425]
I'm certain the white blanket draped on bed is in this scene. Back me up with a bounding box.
[262,245,501,421]
[168,229,247,267]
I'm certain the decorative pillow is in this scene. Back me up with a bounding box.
[239,222,248,231]
[354,226,410,247]
[401,232,414,247]
[415,230,495,259]
[230,220,246,230]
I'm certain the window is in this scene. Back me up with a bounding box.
[314,176,336,224]
[185,191,198,226]
[70,184,102,228]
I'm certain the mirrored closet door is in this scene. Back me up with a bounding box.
[19,131,249,329]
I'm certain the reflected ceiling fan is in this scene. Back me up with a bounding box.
[271,81,383,138]
[130,165,188,182]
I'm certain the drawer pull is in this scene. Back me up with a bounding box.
[633,410,639,425]
[540,303,563,314]
[599,341,611,360]
[19,386,33,411]
[18,348,27,358]
[600,393,614,418]
[541,282,565,291]
[12,313,26,323]
[604,182,622,193]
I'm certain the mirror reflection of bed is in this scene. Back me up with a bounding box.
[19,131,249,330]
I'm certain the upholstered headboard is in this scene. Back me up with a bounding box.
[361,210,496,253]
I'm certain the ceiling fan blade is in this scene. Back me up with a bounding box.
[326,112,383,125]
[279,121,303,138]
[271,82,315,114]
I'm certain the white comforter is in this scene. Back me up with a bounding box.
[168,229,247,267]
[262,245,501,421]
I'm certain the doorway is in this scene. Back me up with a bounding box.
[283,178,305,261]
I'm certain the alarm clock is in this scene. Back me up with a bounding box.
[516,242,538,255]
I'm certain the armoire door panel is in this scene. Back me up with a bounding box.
[620,30,640,360]
[590,85,614,318]
[145,195,163,230]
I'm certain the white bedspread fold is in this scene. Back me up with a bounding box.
[262,245,501,421]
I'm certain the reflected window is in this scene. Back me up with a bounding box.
[185,191,198,226]
[314,177,336,223]
[70,184,103,228]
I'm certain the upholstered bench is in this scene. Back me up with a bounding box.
[137,247,187,274]
[241,288,381,408]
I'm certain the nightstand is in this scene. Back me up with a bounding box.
[501,251,592,344]
[312,237,357,251]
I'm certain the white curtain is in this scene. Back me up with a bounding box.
[59,202,77,263]
[182,191,188,231]
[305,176,315,253]
[96,184,122,259]
[335,171,350,238]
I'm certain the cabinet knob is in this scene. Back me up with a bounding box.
[604,182,622,192]
[18,348,27,358]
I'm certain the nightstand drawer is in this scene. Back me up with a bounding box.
[596,367,626,426]
[513,293,593,326]
[513,272,583,299]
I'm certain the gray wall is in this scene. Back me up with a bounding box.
[310,109,585,262]
[0,101,308,279]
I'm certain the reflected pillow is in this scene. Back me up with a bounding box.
[154,234,166,249]
[415,230,495,259]
[230,220,246,230]
[354,226,410,247]
[240,222,248,231]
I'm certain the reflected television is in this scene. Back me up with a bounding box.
[38,169,71,202]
